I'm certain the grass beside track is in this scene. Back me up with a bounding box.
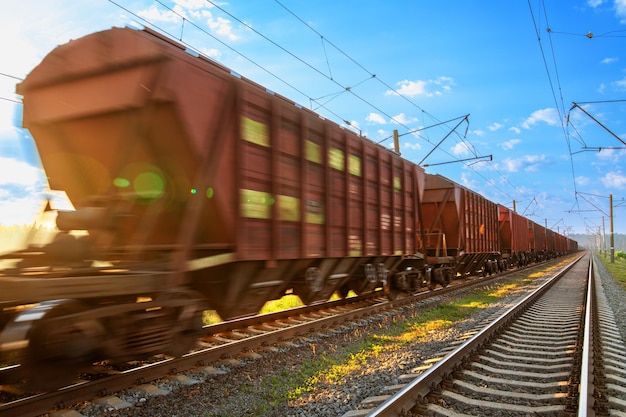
[216,259,572,416]
[596,252,626,290]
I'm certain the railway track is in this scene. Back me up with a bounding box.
[0,263,523,417]
[345,253,626,417]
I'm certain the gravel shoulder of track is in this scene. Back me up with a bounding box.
[75,255,626,417]
[593,254,626,343]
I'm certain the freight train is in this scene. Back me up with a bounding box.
[0,27,577,387]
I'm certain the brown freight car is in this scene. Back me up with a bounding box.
[420,174,501,283]
[0,27,428,385]
[528,220,549,261]
[498,204,531,268]
[10,26,428,317]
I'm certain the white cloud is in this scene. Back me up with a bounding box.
[576,176,591,186]
[0,157,47,225]
[509,126,521,134]
[391,113,417,125]
[434,76,454,93]
[587,0,604,7]
[597,148,615,159]
[451,141,472,156]
[460,172,478,189]
[472,129,485,137]
[137,2,238,41]
[385,76,454,98]
[403,141,421,151]
[614,76,626,90]
[366,112,386,124]
[138,5,181,23]
[500,158,522,172]
[0,157,43,186]
[488,122,503,131]
[200,47,221,59]
[498,139,521,150]
[386,80,427,97]
[616,0,626,22]
[496,155,546,172]
[0,194,41,226]
[206,14,239,41]
[521,155,546,172]
[601,57,618,64]
[174,0,212,9]
[521,108,560,129]
[601,171,626,189]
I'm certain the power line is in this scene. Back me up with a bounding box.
[0,72,23,81]
[528,0,582,219]
[204,0,488,173]
[109,0,357,130]
[106,1,538,211]
[0,96,21,104]
[271,0,532,204]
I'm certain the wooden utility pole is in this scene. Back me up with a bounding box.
[393,130,400,155]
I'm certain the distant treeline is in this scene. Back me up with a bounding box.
[570,233,626,253]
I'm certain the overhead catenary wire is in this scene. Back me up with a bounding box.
[0,73,24,104]
[272,0,534,205]
[527,0,582,224]
[202,0,416,133]
[108,0,358,130]
[197,0,487,169]
[106,0,549,214]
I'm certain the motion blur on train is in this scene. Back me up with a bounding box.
[0,27,578,387]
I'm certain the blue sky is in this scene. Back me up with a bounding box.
[1,0,625,235]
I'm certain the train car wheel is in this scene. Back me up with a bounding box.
[384,274,399,300]
[305,267,323,294]
[159,291,205,357]
[364,264,377,284]
[23,300,103,391]
[167,309,203,357]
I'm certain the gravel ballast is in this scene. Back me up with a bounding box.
[70,254,625,417]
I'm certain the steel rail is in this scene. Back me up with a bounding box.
[577,257,595,417]
[367,252,587,417]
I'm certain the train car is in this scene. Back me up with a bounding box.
[0,27,427,385]
[528,220,547,261]
[419,173,501,283]
[545,228,556,257]
[498,205,531,268]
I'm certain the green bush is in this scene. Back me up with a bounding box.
[616,251,626,260]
